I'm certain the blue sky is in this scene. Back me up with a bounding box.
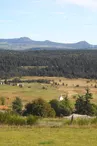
[0,0,97,44]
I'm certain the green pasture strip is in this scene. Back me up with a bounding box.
[0,127,97,146]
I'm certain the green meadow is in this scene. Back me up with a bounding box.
[0,126,97,146]
[0,83,62,105]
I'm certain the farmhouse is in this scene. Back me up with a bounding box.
[59,95,64,101]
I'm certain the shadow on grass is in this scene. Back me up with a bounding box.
[39,140,54,145]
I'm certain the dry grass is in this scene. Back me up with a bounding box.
[1,76,97,106]
[21,76,97,102]
[0,83,62,105]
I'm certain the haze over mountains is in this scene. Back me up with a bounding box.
[0,37,96,50]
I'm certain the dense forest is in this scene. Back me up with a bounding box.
[0,50,97,79]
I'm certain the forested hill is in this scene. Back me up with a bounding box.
[0,50,97,79]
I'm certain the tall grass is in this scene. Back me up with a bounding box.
[0,112,38,126]
[1,112,97,127]
[27,115,38,125]
[63,117,97,126]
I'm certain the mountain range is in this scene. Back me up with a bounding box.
[0,37,96,50]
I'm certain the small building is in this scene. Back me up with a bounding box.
[59,95,64,101]
[0,82,4,85]
[17,83,20,86]
[0,105,9,111]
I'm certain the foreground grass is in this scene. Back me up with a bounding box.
[0,126,97,146]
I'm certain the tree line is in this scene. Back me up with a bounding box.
[0,89,97,125]
[0,50,97,78]
[12,89,97,117]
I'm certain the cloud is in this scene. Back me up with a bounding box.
[56,0,97,9]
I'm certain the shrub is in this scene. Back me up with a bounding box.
[0,97,5,105]
[7,115,26,125]
[0,112,9,124]
[27,115,38,125]
[48,108,56,117]
[0,112,38,125]
[90,104,97,116]
[75,88,97,116]
[50,98,73,117]
[76,85,79,87]
[12,97,23,114]
[59,98,73,116]
[49,99,60,116]
[91,118,97,125]
[12,77,21,83]
[25,98,55,118]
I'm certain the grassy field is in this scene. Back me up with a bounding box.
[21,76,97,103]
[1,76,97,105]
[0,126,97,146]
[0,77,97,146]
[0,83,62,105]
[0,76,97,105]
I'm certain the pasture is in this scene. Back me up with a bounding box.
[0,126,97,146]
[0,77,97,146]
[0,76,97,105]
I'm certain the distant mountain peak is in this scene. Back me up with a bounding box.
[0,37,96,50]
[18,37,32,42]
[77,41,90,44]
[44,40,51,42]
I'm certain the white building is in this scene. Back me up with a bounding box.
[59,95,64,101]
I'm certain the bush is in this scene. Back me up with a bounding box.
[12,97,23,114]
[0,112,38,125]
[90,104,97,116]
[0,97,5,105]
[25,98,55,118]
[50,98,73,117]
[12,77,21,83]
[49,99,60,116]
[75,88,97,116]
[60,97,73,116]
[7,115,26,125]
[0,112,9,124]
[48,108,56,117]
[76,85,79,87]
[91,118,97,125]
[27,115,38,125]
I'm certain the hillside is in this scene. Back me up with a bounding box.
[0,50,97,79]
[0,37,96,50]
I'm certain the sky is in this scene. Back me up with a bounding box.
[0,0,97,44]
